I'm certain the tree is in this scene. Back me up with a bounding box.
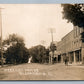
[3,34,24,46]
[45,48,49,63]
[29,45,49,63]
[62,4,84,28]
[50,42,56,52]
[4,34,29,64]
[49,42,57,64]
[5,43,29,64]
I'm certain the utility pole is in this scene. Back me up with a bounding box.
[49,28,55,43]
[49,28,55,64]
[50,28,54,43]
[0,8,4,67]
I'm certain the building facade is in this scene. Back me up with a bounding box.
[56,26,84,64]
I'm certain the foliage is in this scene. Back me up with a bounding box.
[62,4,84,28]
[4,34,29,64]
[5,43,29,64]
[50,42,56,52]
[29,45,49,63]
[3,34,24,46]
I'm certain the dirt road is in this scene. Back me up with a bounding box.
[0,63,84,80]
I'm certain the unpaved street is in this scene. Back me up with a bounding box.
[0,63,84,80]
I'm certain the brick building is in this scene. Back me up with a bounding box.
[56,26,84,64]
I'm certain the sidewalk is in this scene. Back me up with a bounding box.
[54,62,84,68]
[67,62,84,68]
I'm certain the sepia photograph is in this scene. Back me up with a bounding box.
[0,4,84,80]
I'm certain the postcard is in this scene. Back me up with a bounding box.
[0,4,84,81]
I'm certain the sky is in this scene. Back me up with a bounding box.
[0,4,73,48]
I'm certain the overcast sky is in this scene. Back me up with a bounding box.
[0,4,73,48]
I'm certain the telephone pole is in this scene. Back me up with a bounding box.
[49,28,55,64]
[50,28,54,43]
[0,8,4,67]
[49,28,55,43]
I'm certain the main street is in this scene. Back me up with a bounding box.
[0,63,84,80]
